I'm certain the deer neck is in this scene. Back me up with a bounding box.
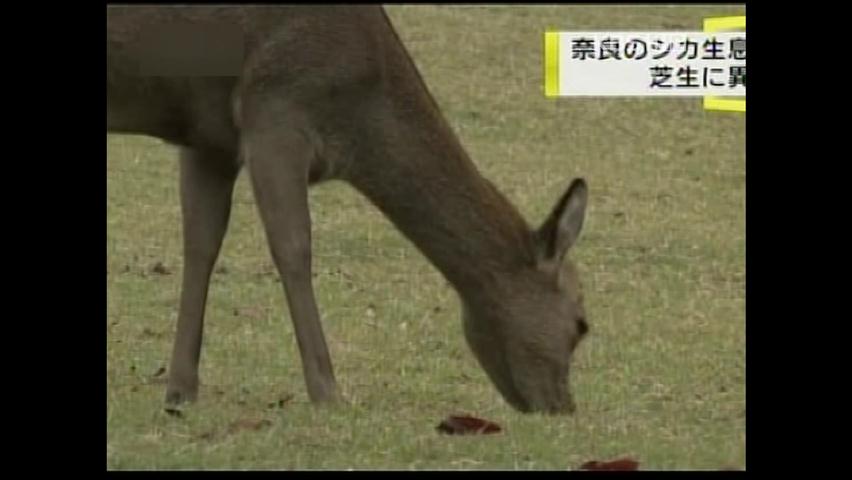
[346,25,537,298]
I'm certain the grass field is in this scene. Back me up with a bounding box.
[106,5,746,470]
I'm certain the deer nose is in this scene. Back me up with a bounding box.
[560,391,578,414]
[547,394,576,415]
[565,396,577,414]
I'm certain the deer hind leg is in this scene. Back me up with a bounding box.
[165,147,239,407]
[238,100,341,405]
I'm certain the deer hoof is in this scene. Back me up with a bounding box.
[165,377,199,407]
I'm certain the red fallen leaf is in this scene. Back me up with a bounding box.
[436,414,502,435]
[579,458,640,471]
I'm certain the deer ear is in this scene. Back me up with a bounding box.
[535,178,588,266]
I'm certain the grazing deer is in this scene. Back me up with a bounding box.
[107,5,589,414]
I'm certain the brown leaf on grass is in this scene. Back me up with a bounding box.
[578,458,640,471]
[267,393,294,409]
[436,414,502,435]
[141,328,166,339]
[164,407,183,418]
[147,366,169,384]
[151,262,171,275]
[227,418,272,434]
[234,306,264,320]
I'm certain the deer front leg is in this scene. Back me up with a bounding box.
[241,120,341,405]
[165,148,239,407]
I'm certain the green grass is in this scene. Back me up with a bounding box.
[107,5,745,470]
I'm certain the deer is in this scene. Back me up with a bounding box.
[107,5,590,415]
